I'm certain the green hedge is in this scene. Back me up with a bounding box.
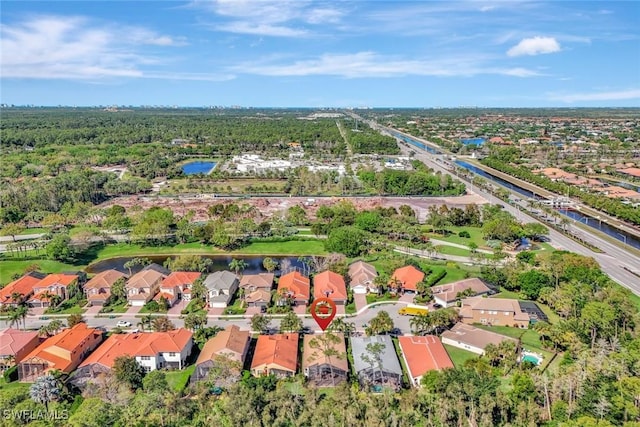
[3,365,18,382]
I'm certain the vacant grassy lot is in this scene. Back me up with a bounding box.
[435,245,472,257]
[424,226,486,248]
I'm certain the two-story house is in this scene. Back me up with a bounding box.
[459,297,530,328]
[0,328,41,372]
[203,271,239,308]
[348,261,378,294]
[157,271,202,307]
[28,273,80,308]
[191,325,250,383]
[84,270,127,306]
[239,273,274,309]
[276,272,310,307]
[18,323,102,381]
[125,264,169,307]
[0,272,46,307]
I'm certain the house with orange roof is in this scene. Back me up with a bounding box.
[17,323,102,381]
[71,329,193,387]
[459,297,530,328]
[84,270,127,306]
[302,333,348,387]
[390,266,425,293]
[313,271,348,305]
[431,278,492,308]
[250,333,299,378]
[157,271,202,307]
[28,273,80,308]
[191,325,250,383]
[240,273,274,308]
[277,272,310,307]
[348,261,378,294]
[0,328,41,372]
[126,264,169,307]
[617,167,640,178]
[398,335,453,387]
[0,272,46,307]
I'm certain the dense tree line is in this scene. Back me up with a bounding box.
[357,168,466,196]
[340,119,400,154]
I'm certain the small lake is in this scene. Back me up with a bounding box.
[86,255,307,276]
[182,161,217,175]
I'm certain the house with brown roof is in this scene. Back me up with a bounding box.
[157,271,202,307]
[431,278,492,308]
[348,261,378,294]
[191,325,250,383]
[126,264,169,307]
[277,272,310,307]
[240,273,274,308]
[302,333,348,387]
[398,335,453,387]
[441,323,518,355]
[459,297,530,328]
[250,333,299,378]
[18,323,102,381]
[313,271,348,305]
[390,266,425,293]
[0,272,46,307]
[0,329,41,372]
[84,270,127,306]
[72,329,193,387]
[28,273,80,308]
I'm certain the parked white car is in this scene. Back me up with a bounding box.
[116,321,132,327]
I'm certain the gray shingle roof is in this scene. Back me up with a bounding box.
[350,335,402,376]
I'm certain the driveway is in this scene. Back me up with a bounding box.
[293,305,307,315]
[85,305,102,315]
[354,294,368,312]
[125,305,142,315]
[399,293,415,304]
[168,300,187,315]
[208,307,225,316]
[245,306,262,316]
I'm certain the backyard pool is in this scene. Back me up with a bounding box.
[520,350,543,366]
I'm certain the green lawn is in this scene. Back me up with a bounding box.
[435,245,472,257]
[0,377,31,391]
[165,365,195,392]
[17,227,50,235]
[45,305,86,315]
[231,240,326,255]
[424,226,486,248]
[444,344,478,368]
[0,259,80,285]
[99,301,129,314]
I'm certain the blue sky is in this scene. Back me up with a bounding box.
[1,0,639,107]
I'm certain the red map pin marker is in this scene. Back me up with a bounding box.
[310,297,337,331]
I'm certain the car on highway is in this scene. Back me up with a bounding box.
[116,320,132,327]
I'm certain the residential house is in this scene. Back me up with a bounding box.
[84,270,127,306]
[126,264,169,307]
[0,272,46,307]
[390,266,425,293]
[398,335,453,387]
[240,273,274,308]
[351,335,403,392]
[18,323,102,381]
[157,272,202,307]
[348,261,378,294]
[204,271,239,308]
[441,323,518,355]
[313,271,348,305]
[250,333,298,378]
[277,272,310,307]
[72,329,193,387]
[459,296,530,328]
[431,278,492,308]
[28,273,80,308]
[0,329,41,372]
[191,325,250,383]
[302,333,348,387]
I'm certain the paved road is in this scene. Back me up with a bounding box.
[390,129,640,296]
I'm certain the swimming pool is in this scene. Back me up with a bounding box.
[520,351,543,366]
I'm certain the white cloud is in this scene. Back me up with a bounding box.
[231,51,540,78]
[550,89,640,103]
[217,22,307,37]
[0,15,228,81]
[507,36,561,57]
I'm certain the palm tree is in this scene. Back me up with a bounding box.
[10,292,24,305]
[29,375,62,411]
[137,314,154,331]
[228,258,248,277]
[7,308,22,329]
[151,316,175,332]
[16,305,29,330]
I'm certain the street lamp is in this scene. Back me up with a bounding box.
[616,232,628,245]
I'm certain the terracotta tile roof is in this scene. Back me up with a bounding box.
[30,290,55,302]
[35,273,78,289]
[398,335,453,381]
[313,271,348,301]
[302,333,348,372]
[127,269,166,290]
[251,333,298,373]
[79,329,193,369]
[277,272,310,302]
[153,292,176,302]
[618,167,640,178]
[0,328,40,359]
[21,323,102,372]
[245,289,271,304]
[391,266,425,291]
[196,326,250,365]
[239,273,274,290]
[84,270,126,291]
[431,278,491,304]
[161,272,201,289]
[348,261,377,287]
[0,272,45,304]
[441,323,517,350]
